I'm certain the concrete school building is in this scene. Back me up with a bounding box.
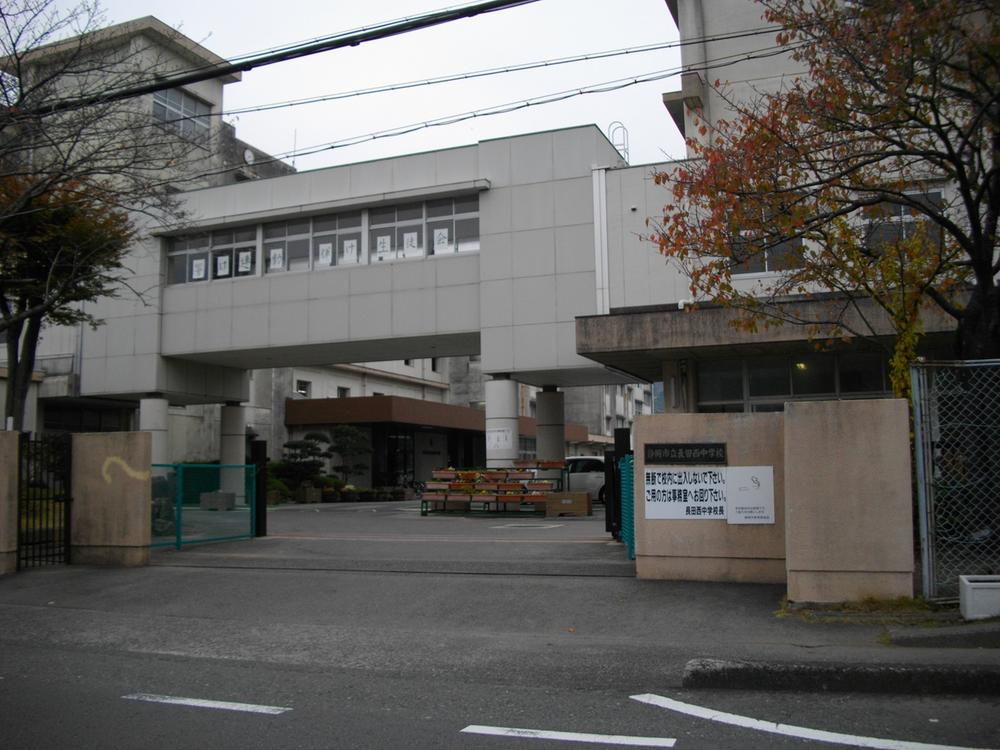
[5,15,651,473]
[9,0,953,473]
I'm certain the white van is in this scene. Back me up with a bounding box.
[565,456,606,504]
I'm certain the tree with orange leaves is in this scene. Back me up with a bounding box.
[653,0,998,394]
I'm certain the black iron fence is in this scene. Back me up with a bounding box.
[17,433,72,569]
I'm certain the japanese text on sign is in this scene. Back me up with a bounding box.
[645,443,727,465]
[644,467,727,519]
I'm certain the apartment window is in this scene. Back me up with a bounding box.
[295,380,312,397]
[153,88,211,143]
[337,387,351,399]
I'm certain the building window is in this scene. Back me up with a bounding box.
[165,195,479,285]
[295,380,311,397]
[431,358,439,372]
[696,353,888,412]
[153,88,211,143]
[862,192,943,253]
[337,387,351,399]
[404,359,413,366]
[732,236,803,275]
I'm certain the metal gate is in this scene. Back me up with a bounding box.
[17,433,72,569]
[912,360,1000,598]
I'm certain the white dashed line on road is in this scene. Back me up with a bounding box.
[122,693,292,715]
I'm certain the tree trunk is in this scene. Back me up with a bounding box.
[4,317,23,431]
[4,312,42,433]
[957,283,1000,360]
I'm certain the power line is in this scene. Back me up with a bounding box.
[30,0,542,116]
[219,26,779,119]
[170,39,802,186]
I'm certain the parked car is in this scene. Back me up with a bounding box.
[565,456,606,504]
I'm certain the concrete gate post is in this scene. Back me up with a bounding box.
[535,386,565,461]
[485,376,519,468]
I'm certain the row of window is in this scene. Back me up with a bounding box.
[730,192,943,276]
[696,352,889,412]
[167,196,480,284]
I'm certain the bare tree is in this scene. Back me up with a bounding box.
[1,0,210,428]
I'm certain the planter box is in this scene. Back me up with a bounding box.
[432,470,456,480]
[200,491,235,511]
[526,481,553,491]
[960,575,1000,620]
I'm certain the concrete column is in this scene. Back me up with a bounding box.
[485,376,519,468]
[139,396,169,466]
[535,386,565,461]
[221,403,247,504]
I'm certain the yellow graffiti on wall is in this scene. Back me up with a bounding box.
[102,456,151,484]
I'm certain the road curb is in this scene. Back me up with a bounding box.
[681,658,1000,695]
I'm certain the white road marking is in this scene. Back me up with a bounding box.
[122,693,292,715]
[631,694,997,750]
[462,725,675,747]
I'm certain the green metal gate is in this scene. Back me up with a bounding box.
[151,463,256,550]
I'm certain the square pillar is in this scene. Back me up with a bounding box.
[536,386,565,461]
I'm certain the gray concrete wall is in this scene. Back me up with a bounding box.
[0,432,17,574]
[71,432,152,567]
[784,399,913,602]
[632,400,915,603]
[633,413,787,583]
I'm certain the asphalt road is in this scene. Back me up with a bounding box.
[0,501,997,749]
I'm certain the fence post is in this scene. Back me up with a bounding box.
[251,440,267,537]
[174,464,184,551]
[911,364,933,599]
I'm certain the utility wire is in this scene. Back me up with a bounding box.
[170,40,803,186]
[29,0,541,116]
[219,26,779,118]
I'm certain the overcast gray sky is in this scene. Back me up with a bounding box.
[93,0,685,171]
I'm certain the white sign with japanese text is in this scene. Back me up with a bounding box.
[643,466,775,524]
[644,466,727,520]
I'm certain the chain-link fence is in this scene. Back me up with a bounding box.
[912,360,1000,599]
